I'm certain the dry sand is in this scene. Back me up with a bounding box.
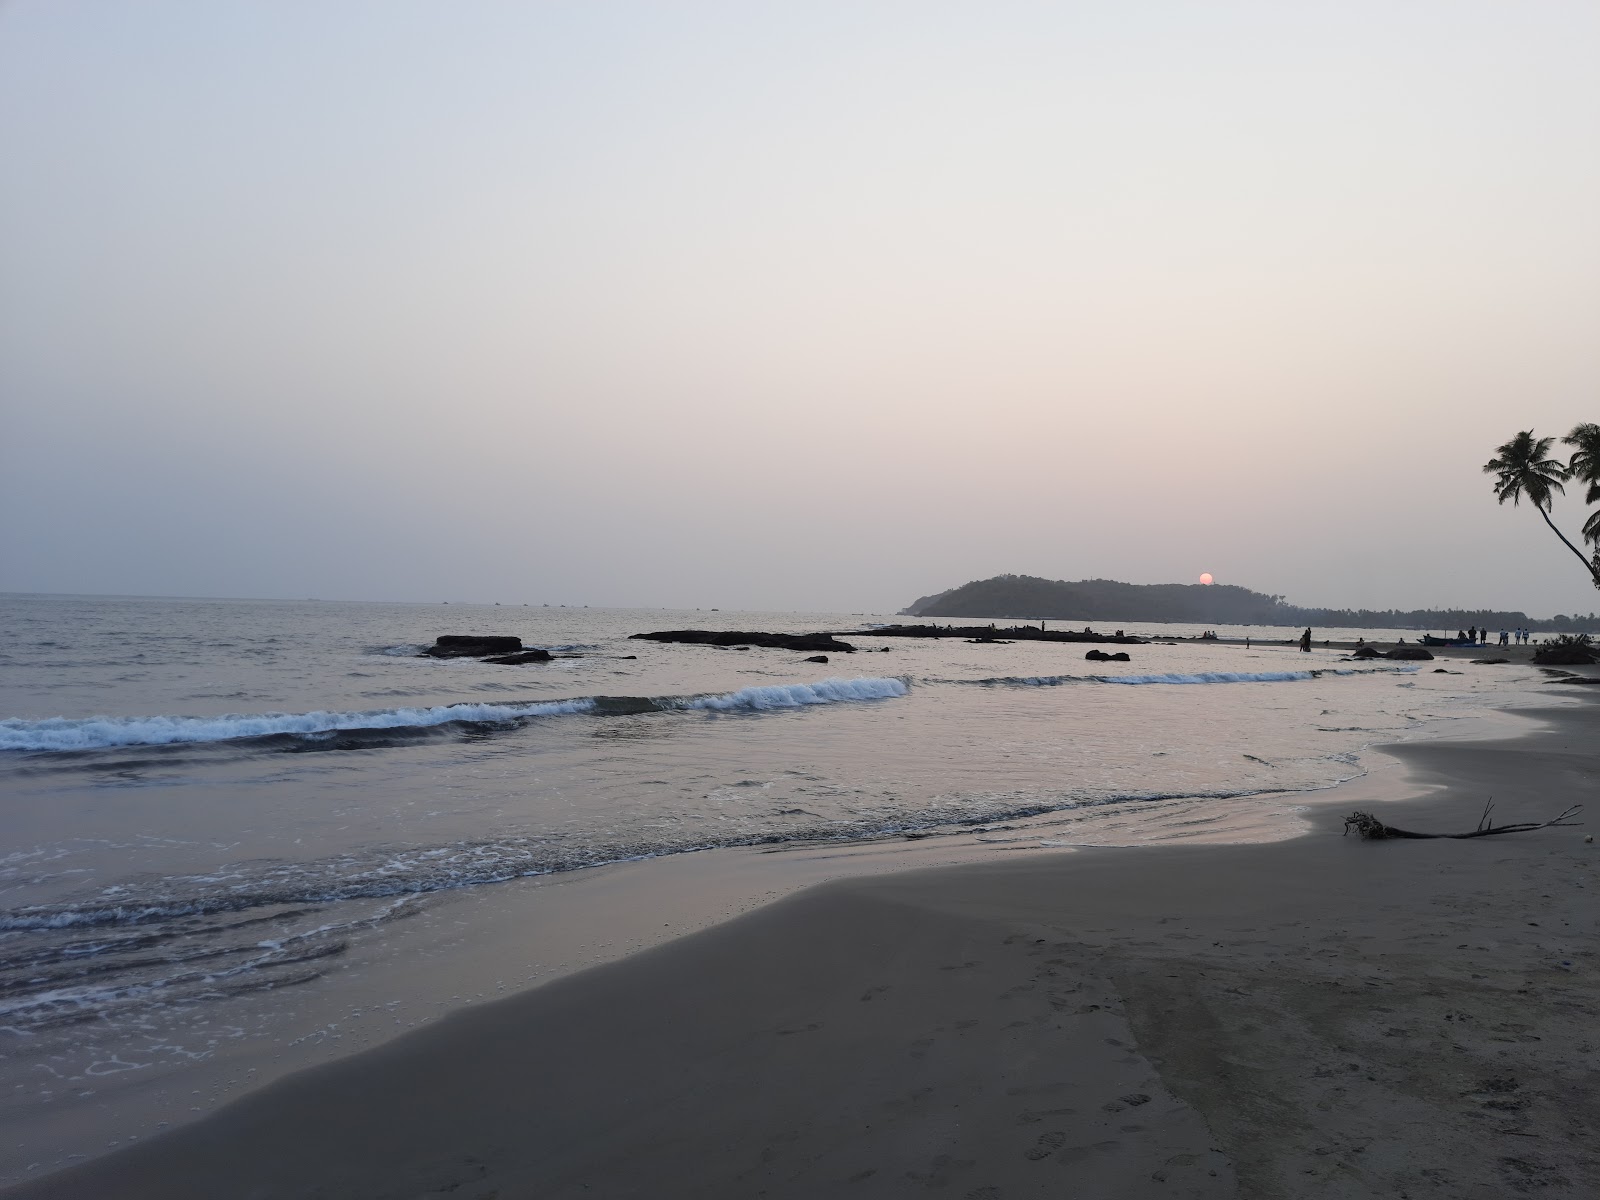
[6,696,1596,1200]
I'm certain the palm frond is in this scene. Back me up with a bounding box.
[1484,430,1567,508]
[1564,422,1600,486]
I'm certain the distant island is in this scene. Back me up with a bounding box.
[902,574,1598,633]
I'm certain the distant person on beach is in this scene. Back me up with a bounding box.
[1299,628,1312,653]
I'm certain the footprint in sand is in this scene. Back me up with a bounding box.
[1024,1131,1067,1160]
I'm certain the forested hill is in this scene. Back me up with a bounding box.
[901,575,1598,632]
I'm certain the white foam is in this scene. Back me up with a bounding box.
[0,699,596,752]
[674,676,909,711]
[0,677,911,752]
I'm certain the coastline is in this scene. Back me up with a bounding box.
[7,688,1595,1199]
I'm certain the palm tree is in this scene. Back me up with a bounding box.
[1484,430,1599,588]
[1563,422,1600,547]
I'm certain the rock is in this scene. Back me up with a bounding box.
[424,635,523,658]
[1350,646,1384,659]
[1533,644,1598,665]
[1472,658,1510,665]
[967,638,1012,644]
[804,655,829,663]
[862,624,1143,645]
[1085,649,1131,662]
[483,649,552,665]
[630,630,856,653]
[1385,646,1434,660]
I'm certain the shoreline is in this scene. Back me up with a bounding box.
[7,688,1595,1198]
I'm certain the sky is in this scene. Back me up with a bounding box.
[3,1,1598,616]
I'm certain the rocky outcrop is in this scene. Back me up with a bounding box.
[484,649,553,665]
[863,624,1143,645]
[1084,649,1131,662]
[1533,643,1598,665]
[804,655,829,664]
[630,630,856,653]
[1349,644,1434,661]
[424,635,524,658]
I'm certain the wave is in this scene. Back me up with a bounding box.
[968,666,1419,688]
[0,677,910,753]
[0,771,1299,936]
[666,677,908,710]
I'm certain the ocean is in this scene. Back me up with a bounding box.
[0,592,1562,1182]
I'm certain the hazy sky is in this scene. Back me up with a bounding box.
[4,2,1598,615]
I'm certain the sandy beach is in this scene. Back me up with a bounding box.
[6,685,1596,1199]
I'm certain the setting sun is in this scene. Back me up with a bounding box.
[1199,573,1214,585]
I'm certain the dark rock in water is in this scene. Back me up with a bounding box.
[1533,644,1598,665]
[424,635,523,658]
[1472,657,1510,665]
[618,655,638,660]
[967,637,1012,644]
[1385,646,1434,660]
[630,630,856,653]
[804,655,829,663]
[1085,649,1131,662]
[859,623,1143,644]
[1350,646,1384,659]
[483,649,552,665]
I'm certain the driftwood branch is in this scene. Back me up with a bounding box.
[1343,800,1582,840]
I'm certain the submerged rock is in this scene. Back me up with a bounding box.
[1350,646,1384,660]
[1085,649,1131,662]
[483,649,553,665]
[631,630,856,653]
[424,635,524,658]
[1385,646,1435,661]
[804,655,829,663]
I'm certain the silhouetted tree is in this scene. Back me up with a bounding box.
[1564,422,1600,558]
[1485,430,1600,589]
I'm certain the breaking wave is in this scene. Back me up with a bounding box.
[0,677,910,752]
[667,677,908,710]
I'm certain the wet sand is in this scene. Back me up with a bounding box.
[6,696,1597,1199]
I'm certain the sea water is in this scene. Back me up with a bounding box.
[0,592,1563,1181]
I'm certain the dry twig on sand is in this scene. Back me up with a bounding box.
[1343,799,1583,840]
